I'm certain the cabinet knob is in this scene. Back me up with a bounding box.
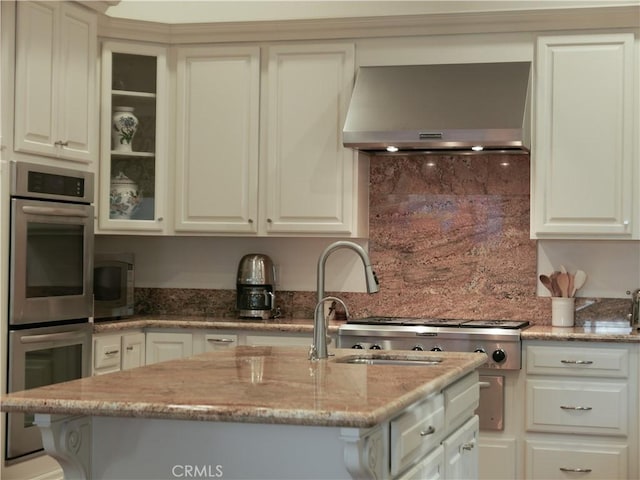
[267,218,273,223]
[461,441,476,451]
[248,218,253,224]
[157,217,164,222]
[126,346,134,351]
[54,140,68,147]
[623,220,630,226]
[419,426,435,437]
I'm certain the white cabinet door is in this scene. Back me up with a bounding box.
[98,41,169,233]
[14,1,97,164]
[121,332,146,370]
[145,332,193,364]
[262,43,357,235]
[532,33,635,238]
[397,445,444,480]
[443,415,479,480]
[175,46,260,233]
[93,334,122,375]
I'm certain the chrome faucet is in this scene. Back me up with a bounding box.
[310,241,380,360]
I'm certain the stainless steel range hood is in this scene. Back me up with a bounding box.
[343,62,531,155]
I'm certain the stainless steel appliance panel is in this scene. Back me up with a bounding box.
[10,198,94,325]
[477,375,504,431]
[6,322,92,460]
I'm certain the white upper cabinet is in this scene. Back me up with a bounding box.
[174,46,260,233]
[14,1,97,164]
[531,33,636,239]
[174,42,359,236]
[261,43,356,235]
[98,41,169,233]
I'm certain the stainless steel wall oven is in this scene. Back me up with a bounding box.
[6,162,94,462]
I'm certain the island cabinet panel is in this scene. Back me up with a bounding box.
[14,1,97,165]
[523,341,639,480]
[531,33,636,239]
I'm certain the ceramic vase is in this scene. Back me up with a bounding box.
[112,106,138,152]
[110,171,142,219]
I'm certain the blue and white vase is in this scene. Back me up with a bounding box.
[112,106,138,152]
[110,171,142,219]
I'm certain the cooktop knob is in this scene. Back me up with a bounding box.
[492,349,507,363]
[411,345,424,351]
[430,346,443,352]
[352,344,364,349]
[370,344,382,350]
[474,347,486,354]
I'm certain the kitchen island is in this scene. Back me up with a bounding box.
[1,346,485,479]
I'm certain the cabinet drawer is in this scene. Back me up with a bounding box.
[526,345,628,378]
[94,335,121,370]
[526,440,628,479]
[526,379,627,436]
[444,372,479,431]
[390,393,445,477]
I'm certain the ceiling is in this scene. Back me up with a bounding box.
[104,1,640,24]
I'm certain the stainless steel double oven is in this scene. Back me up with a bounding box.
[6,162,94,462]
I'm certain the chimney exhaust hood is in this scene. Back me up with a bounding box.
[343,62,531,155]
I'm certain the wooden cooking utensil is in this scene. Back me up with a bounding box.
[539,274,555,296]
[556,273,570,297]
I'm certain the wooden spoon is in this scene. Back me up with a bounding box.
[571,270,587,296]
[539,274,555,296]
[556,273,570,297]
[550,271,561,297]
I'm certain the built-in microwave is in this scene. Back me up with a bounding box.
[93,253,135,320]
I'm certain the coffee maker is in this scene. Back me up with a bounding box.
[236,254,276,319]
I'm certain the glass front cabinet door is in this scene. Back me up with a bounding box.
[98,41,168,232]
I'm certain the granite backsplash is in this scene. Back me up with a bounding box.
[135,154,631,325]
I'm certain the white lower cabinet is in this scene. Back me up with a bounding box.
[525,440,628,479]
[391,372,479,480]
[524,341,639,480]
[121,332,146,370]
[244,333,311,347]
[443,415,479,480]
[93,330,145,375]
[145,331,193,364]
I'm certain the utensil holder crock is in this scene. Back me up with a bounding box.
[551,297,575,327]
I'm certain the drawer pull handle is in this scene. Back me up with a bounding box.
[559,468,592,473]
[126,346,134,351]
[560,405,592,411]
[560,360,593,365]
[105,350,119,355]
[208,338,235,343]
[479,381,492,389]
[461,441,475,451]
[419,426,435,437]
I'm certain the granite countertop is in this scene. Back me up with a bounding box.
[0,347,485,429]
[93,315,329,334]
[95,315,640,343]
[522,323,640,343]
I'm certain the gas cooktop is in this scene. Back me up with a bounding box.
[346,317,530,330]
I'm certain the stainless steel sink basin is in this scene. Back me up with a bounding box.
[335,354,442,366]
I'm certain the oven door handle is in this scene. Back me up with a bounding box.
[21,205,90,218]
[20,330,88,344]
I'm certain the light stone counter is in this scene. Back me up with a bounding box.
[522,323,640,343]
[1,346,485,428]
[92,315,333,335]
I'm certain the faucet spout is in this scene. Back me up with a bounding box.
[316,241,379,305]
[311,241,379,360]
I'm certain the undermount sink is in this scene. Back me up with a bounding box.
[334,354,442,366]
